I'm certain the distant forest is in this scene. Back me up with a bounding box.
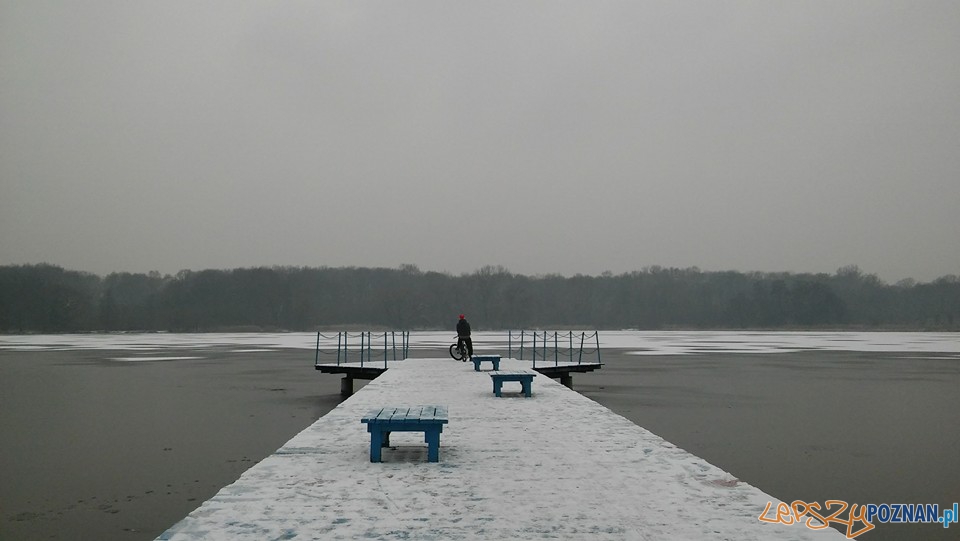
[1,263,958,333]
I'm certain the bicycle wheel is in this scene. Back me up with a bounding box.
[449,343,464,361]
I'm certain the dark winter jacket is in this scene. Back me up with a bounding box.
[456,319,471,337]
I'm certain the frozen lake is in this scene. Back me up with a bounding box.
[3,329,958,355]
[1,331,957,541]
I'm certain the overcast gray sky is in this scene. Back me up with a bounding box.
[2,1,958,283]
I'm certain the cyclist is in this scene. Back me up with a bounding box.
[456,314,473,360]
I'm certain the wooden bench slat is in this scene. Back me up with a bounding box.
[430,406,449,423]
[389,407,408,422]
[361,407,387,423]
[420,405,435,422]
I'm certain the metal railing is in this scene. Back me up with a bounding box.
[507,330,601,368]
[314,331,410,369]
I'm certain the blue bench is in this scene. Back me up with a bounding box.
[471,354,501,371]
[490,370,537,397]
[360,406,449,463]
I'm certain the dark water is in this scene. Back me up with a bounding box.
[577,350,960,541]
[1,346,957,540]
[0,347,347,541]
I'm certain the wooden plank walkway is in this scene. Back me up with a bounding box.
[157,358,846,540]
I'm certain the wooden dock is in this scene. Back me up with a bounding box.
[158,357,846,540]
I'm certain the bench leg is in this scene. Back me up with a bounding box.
[473,360,481,372]
[493,380,503,397]
[425,429,441,462]
[492,360,500,370]
[522,380,532,397]
[370,430,384,462]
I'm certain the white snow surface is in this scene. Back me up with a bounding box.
[157,357,846,541]
[2,330,957,355]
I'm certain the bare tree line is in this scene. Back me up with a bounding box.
[1,263,957,333]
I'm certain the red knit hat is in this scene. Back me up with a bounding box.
[459,314,465,319]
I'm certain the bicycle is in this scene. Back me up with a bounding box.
[449,338,469,362]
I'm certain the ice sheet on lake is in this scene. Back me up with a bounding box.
[2,330,957,355]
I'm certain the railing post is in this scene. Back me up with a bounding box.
[555,331,559,367]
[358,332,363,367]
[596,331,601,364]
[532,331,537,368]
[315,331,320,367]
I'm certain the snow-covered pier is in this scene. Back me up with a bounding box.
[157,357,845,540]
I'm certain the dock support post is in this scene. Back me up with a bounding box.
[560,373,573,389]
[341,376,354,396]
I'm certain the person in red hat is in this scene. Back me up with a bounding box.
[456,314,473,360]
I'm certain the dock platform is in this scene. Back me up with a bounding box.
[158,357,845,540]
